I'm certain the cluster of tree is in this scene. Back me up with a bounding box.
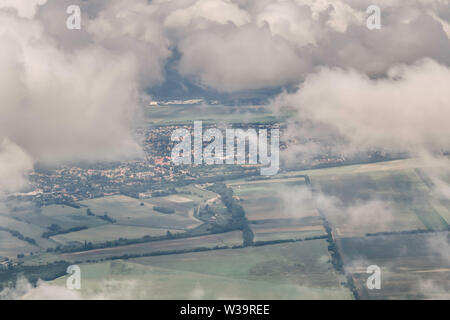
[153,206,175,214]
[119,190,141,199]
[207,183,253,246]
[197,204,215,218]
[166,231,174,239]
[207,183,245,219]
[152,188,177,197]
[318,210,360,300]
[98,245,231,262]
[0,227,37,246]
[366,227,450,237]
[52,229,200,254]
[60,202,82,209]
[47,183,257,254]
[66,236,335,266]
[115,168,260,201]
[42,224,88,238]
[242,225,254,247]
[86,209,116,223]
[181,169,260,186]
[51,218,244,254]
[253,235,327,247]
[98,213,116,223]
[0,261,70,291]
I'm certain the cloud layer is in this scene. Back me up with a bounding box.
[275,59,450,155]
[0,0,449,190]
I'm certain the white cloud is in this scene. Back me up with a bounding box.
[0,139,33,193]
[256,1,319,47]
[0,0,155,193]
[86,0,172,88]
[276,59,450,154]
[0,11,144,163]
[174,0,450,91]
[1,0,450,192]
[0,0,47,19]
[165,0,251,29]
[178,24,308,91]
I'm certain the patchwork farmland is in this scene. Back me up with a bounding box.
[1,158,449,300]
[51,240,353,299]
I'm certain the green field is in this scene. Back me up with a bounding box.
[0,231,36,258]
[225,176,325,241]
[142,104,292,126]
[0,189,216,261]
[0,215,54,249]
[315,168,448,237]
[16,205,107,231]
[280,159,423,179]
[51,225,184,246]
[250,218,326,242]
[80,195,201,230]
[5,158,449,300]
[50,240,352,299]
[229,178,311,221]
[339,232,450,299]
[59,231,244,262]
[172,184,219,204]
[268,159,450,238]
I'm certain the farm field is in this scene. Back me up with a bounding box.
[313,167,449,237]
[51,225,184,246]
[269,159,449,238]
[230,178,312,221]
[226,176,324,241]
[281,158,424,179]
[80,195,201,230]
[50,239,352,299]
[173,184,219,204]
[227,176,308,187]
[59,231,243,262]
[0,231,36,259]
[16,205,107,230]
[0,215,54,249]
[250,220,325,242]
[4,158,449,300]
[0,188,216,262]
[142,104,292,126]
[131,239,341,288]
[338,232,450,299]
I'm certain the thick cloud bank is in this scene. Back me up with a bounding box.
[0,0,154,193]
[0,0,449,190]
[275,59,450,155]
[0,139,33,193]
[173,0,450,91]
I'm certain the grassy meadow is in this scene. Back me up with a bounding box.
[50,239,353,299]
